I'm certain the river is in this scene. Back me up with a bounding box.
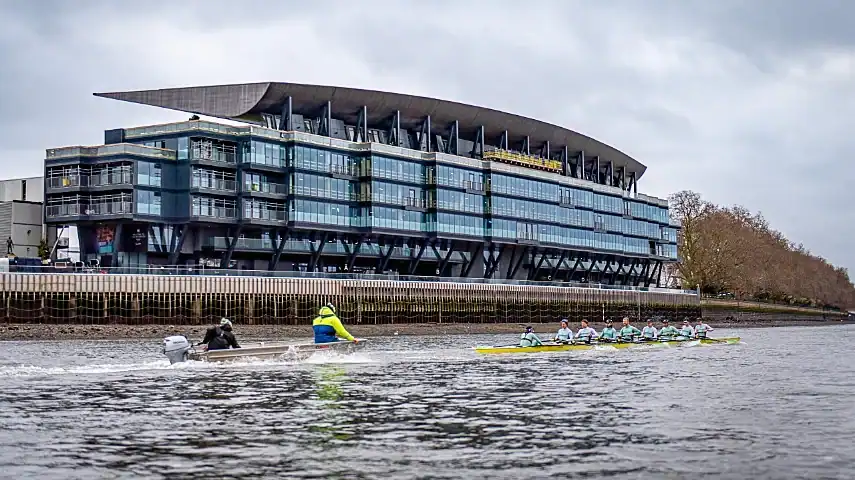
[1,325,853,479]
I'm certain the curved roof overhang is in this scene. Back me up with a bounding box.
[95,82,647,178]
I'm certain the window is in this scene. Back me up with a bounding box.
[21,180,26,201]
[136,190,162,216]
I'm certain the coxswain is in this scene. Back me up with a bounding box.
[312,303,357,344]
[554,319,573,343]
[599,320,618,342]
[617,317,642,342]
[641,319,658,340]
[694,318,714,338]
[198,318,241,351]
[519,326,543,347]
[679,319,695,338]
[574,320,599,343]
[658,319,681,340]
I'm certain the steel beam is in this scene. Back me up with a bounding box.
[507,245,528,279]
[566,256,583,281]
[417,116,431,152]
[355,105,368,142]
[541,141,551,159]
[268,228,290,271]
[344,236,363,272]
[472,125,485,158]
[433,242,457,276]
[278,96,293,131]
[446,120,459,155]
[317,101,331,137]
[561,145,569,177]
[484,244,507,279]
[388,110,401,146]
[168,224,187,265]
[461,243,483,278]
[549,251,567,280]
[529,249,550,280]
[307,232,329,272]
[376,238,398,274]
[220,225,243,269]
[408,239,429,274]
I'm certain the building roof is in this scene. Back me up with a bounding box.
[94,82,647,178]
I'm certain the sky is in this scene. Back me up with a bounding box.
[0,0,852,271]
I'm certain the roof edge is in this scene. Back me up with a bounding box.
[94,82,272,118]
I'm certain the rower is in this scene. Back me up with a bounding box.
[312,303,358,344]
[658,319,681,340]
[679,319,695,338]
[554,319,573,343]
[694,318,714,338]
[641,319,658,340]
[574,320,599,344]
[617,317,642,342]
[519,326,543,347]
[599,320,618,342]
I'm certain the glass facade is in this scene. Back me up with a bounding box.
[45,123,678,262]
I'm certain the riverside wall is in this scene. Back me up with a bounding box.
[0,273,700,325]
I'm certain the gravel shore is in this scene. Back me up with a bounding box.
[1,317,853,341]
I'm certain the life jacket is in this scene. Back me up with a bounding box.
[207,326,230,350]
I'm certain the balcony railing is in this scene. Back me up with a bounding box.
[330,164,358,176]
[47,171,133,189]
[191,147,236,164]
[483,149,562,173]
[293,185,355,202]
[192,206,238,219]
[46,203,83,218]
[192,178,237,192]
[243,208,288,222]
[245,181,287,195]
[46,143,175,161]
[87,200,134,216]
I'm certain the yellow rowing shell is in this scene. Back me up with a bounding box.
[474,337,741,355]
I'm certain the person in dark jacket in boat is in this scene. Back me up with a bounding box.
[198,318,241,351]
[312,303,357,344]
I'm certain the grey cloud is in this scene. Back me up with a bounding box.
[0,0,852,271]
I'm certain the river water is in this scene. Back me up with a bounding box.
[1,325,853,479]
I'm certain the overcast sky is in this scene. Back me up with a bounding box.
[0,0,852,270]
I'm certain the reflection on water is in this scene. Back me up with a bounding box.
[1,326,854,479]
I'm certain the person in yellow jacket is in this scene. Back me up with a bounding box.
[312,303,358,344]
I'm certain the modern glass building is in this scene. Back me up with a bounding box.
[43,82,679,285]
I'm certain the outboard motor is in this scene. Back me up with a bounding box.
[163,335,191,364]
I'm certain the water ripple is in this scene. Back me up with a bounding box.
[0,326,854,479]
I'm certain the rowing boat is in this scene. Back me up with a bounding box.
[163,335,366,364]
[474,337,740,355]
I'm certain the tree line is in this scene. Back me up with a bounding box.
[667,190,855,310]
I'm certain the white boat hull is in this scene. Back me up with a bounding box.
[186,339,366,363]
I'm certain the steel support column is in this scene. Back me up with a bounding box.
[278,96,293,131]
[356,105,368,142]
[577,151,585,179]
[307,232,329,272]
[408,239,429,274]
[521,136,530,155]
[461,243,483,278]
[388,110,401,146]
[499,130,509,150]
[433,242,456,276]
[549,251,567,280]
[565,256,583,281]
[418,116,431,152]
[344,236,363,272]
[318,101,331,137]
[168,224,187,265]
[376,238,399,274]
[541,141,550,159]
[561,145,569,176]
[484,244,506,279]
[507,245,528,279]
[220,225,243,269]
[472,125,485,158]
[446,120,459,155]
[529,249,550,280]
[268,228,290,271]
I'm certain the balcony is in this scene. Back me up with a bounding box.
[45,193,133,220]
[191,177,238,194]
[293,185,355,202]
[330,164,358,179]
[191,197,238,222]
[46,143,175,162]
[204,236,274,251]
[190,139,237,166]
[243,181,288,198]
[46,167,133,191]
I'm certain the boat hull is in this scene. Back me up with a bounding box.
[474,337,740,355]
[188,340,366,362]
